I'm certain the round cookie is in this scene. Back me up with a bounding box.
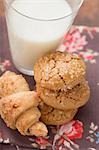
[37,81,90,110]
[34,51,86,91]
[39,102,78,125]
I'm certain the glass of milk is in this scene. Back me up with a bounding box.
[5,0,84,76]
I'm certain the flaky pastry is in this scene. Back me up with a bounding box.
[0,90,48,137]
[0,71,29,99]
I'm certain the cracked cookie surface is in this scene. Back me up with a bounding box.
[37,81,90,110]
[39,102,78,125]
[34,52,86,91]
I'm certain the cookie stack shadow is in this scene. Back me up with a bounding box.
[34,51,90,125]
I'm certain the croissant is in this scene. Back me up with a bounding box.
[0,71,29,99]
[0,91,48,137]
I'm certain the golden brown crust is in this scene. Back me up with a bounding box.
[16,107,41,135]
[0,71,48,137]
[0,91,39,129]
[39,102,78,125]
[37,81,90,110]
[0,91,48,137]
[0,71,29,99]
[34,52,86,91]
[29,121,48,137]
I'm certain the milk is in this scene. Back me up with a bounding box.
[6,0,73,75]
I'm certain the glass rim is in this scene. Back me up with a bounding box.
[5,0,84,21]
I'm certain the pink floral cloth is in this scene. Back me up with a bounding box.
[0,25,99,150]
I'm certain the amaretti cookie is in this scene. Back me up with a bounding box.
[0,71,29,99]
[37,81,90,110]
[39,102,78,125]
[34,51,86,91]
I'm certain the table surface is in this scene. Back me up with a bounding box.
[0,15,99,150]
[0,0,99,26]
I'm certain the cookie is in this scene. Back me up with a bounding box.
[0,71,29,99]
[37,81,90,110]
[34,51,86,91]
[39,102,78,125]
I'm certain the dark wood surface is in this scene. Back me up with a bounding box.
[0,0,99,26]
[74,0,99,26]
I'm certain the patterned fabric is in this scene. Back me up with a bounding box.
[0,25,99,150]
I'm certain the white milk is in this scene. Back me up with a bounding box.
[6,0,73,75]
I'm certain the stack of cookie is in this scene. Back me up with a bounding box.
[34,51,90,125]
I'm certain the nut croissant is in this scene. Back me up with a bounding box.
[0,91,48,137]
[0,71,29,99]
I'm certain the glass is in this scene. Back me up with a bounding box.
[4,0,84,76]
